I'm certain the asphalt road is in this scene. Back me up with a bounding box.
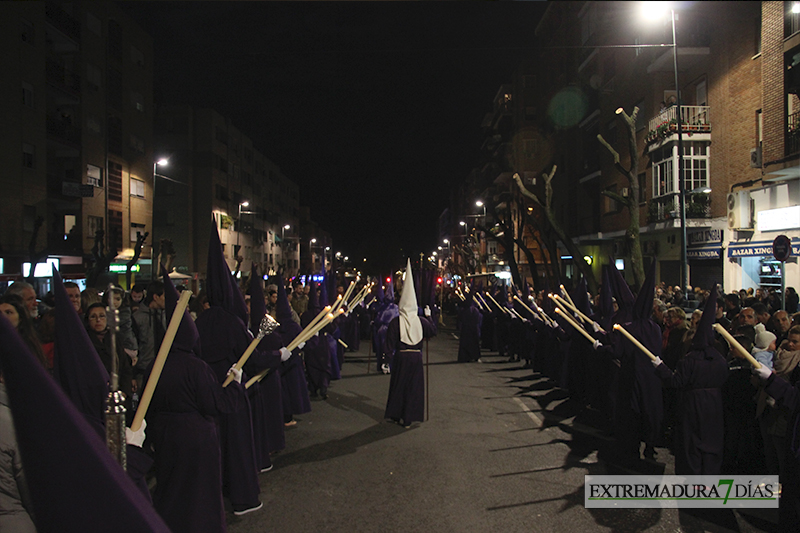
[227,322,779,533]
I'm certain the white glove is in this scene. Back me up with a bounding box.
[424,305,432,317]
[125,419,146,448]
[752,365,772,382]
[297,341,306,350]
[227,365,243,384]
[592,339,602,351]
[651,356,663,368]
[592,322,601,333]
[280,347,292,362]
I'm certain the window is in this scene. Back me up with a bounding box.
[86,164,103,187]
[20,19,34,45]
[130,178,145,198]
[64,215,76,240]
[757,109,763,146]
[22,143,35,169]
[22,82,34,108]
[681,142,710,192]
[108,162,123,202]
[108,209,123,251]
[130,46,144,67]
[755,14,761,55]
[130,222,146,243]
[215,184,229,201]
[603,184,620,214]
[130,91,144,113]
[88,215,104,240]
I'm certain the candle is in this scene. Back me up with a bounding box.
[712,323,762,369]
[555,308,597,344]
[613,324,658,362]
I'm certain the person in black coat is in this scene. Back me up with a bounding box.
[85,303,134,421]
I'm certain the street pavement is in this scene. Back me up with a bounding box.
[228,321,779,533]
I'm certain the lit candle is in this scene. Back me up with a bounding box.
[613,323,658,362]
[712,323,762,369]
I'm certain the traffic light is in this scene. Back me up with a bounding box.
[437,277,443,284]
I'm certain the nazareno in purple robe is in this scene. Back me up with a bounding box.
[654,285,729,475]
[383,315,437,424]
[274,277,311,418]
[457,297,482,363]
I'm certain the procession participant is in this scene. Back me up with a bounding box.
[274,274,311,425]
[195,223,261,516]
[609,262,663,462]
[651,286,729,474]
[244,267,287,462]
[0,300,170,532]
[384,259,437,427]
[749,325,800,530]
[457,288,482,363]
[144,266,247,532]
[373,278,399,374]
[564,278,594,406]
[301,282,332,399]
[318,277,342,380]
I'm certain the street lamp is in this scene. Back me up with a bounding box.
[643,1,687,293]
[476,199,486,220]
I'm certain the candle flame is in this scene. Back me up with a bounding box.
[613,324,621,330]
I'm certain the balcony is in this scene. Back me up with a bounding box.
[788,110,800,155]
[46,59,81,94]
[46,114,81,145]
[45,2,81,42]
[647,192,711,224]
[646,105,710,145]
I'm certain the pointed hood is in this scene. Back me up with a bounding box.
[413,268,421,305]
[571,278,592,317]
[398,259,423,345]
[206,220,234,310]
[319,274,330,308]
[598,266,615,330]
[52,268,108,435]
[0,318,171,532]
[691,283,719,351]
[229,272,249,326]
[276,272,302,342]
[632,261,656,321]
[301,281,320,328]
[162,264,201,356]
[248,265,266,336]
[608,260,634,323]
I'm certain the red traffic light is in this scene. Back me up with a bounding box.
[385,277,391,284]
[437,277,443,284]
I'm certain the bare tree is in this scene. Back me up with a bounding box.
[126,231,149,287]
[25,216,47,284]
[513,168,598,294]
[596,106,645,288]
[87,227,118,288]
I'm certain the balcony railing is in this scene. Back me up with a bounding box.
[646,105,710,144]
[788,110,800,155]
[647,192,711,223]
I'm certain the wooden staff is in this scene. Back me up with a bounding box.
[338,338,348,349]
[554,294,604,332]
[306,305,333,332]
[456,291,465,301]
[613,324,658,362]
[425,338,430,421]
[713,323,762,369]
[223,314,279,387]
[485,292,509,315]
[560,284,576,309]
[476,293,490,311]
[329,294,344,313]
[131,290,192,432]
[555,308,597,345]
[246,311,340,388]
[513,295,547,326]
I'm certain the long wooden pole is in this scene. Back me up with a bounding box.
[713,323,762,369]
[553,294,602,332]
[554,308,597,345]
[560,284,576,309]
[613,323,657,362]
[131,290,192,431]
[425,338,430,421]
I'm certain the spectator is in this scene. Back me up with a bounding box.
[290,281,308,317]
[102,287,139,369]
[5,282,40,320]
[715,297,731,330]
[725,293,741,322]
[771,310,792,345]
[132,280,166,386]
[0,295,46,369]
[129,284,146,308]
[752,302,771,326]
[63,282,82,314]
[787,287,799,314]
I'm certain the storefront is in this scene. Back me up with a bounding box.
[687,229,724,290]
[725,237,800,292]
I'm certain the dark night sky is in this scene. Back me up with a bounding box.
[120,1,547,273]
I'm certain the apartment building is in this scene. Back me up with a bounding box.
[154,105,302,282]
[0,1,154,290]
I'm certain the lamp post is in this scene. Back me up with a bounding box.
[475,200,486,222]
[644,1,687,294]
[237,201,249,251]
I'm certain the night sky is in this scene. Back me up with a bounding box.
[120,1,547,273]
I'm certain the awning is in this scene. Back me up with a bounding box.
[687,244,721,260]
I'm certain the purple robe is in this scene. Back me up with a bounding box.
[384,316,436,424]
[146,350,246,533]
[457,304,482,363]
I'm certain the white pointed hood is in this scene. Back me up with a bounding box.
[399,259,423,345]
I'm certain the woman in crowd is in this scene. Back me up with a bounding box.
[84,302,134,419]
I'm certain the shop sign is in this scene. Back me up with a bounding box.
[687,245,721,259]
[728,239,800,258]
[688,229,722,246]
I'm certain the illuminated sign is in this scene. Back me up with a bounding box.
[22,258,60,278]
[757,206,800,232]
[728,238,800,258]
